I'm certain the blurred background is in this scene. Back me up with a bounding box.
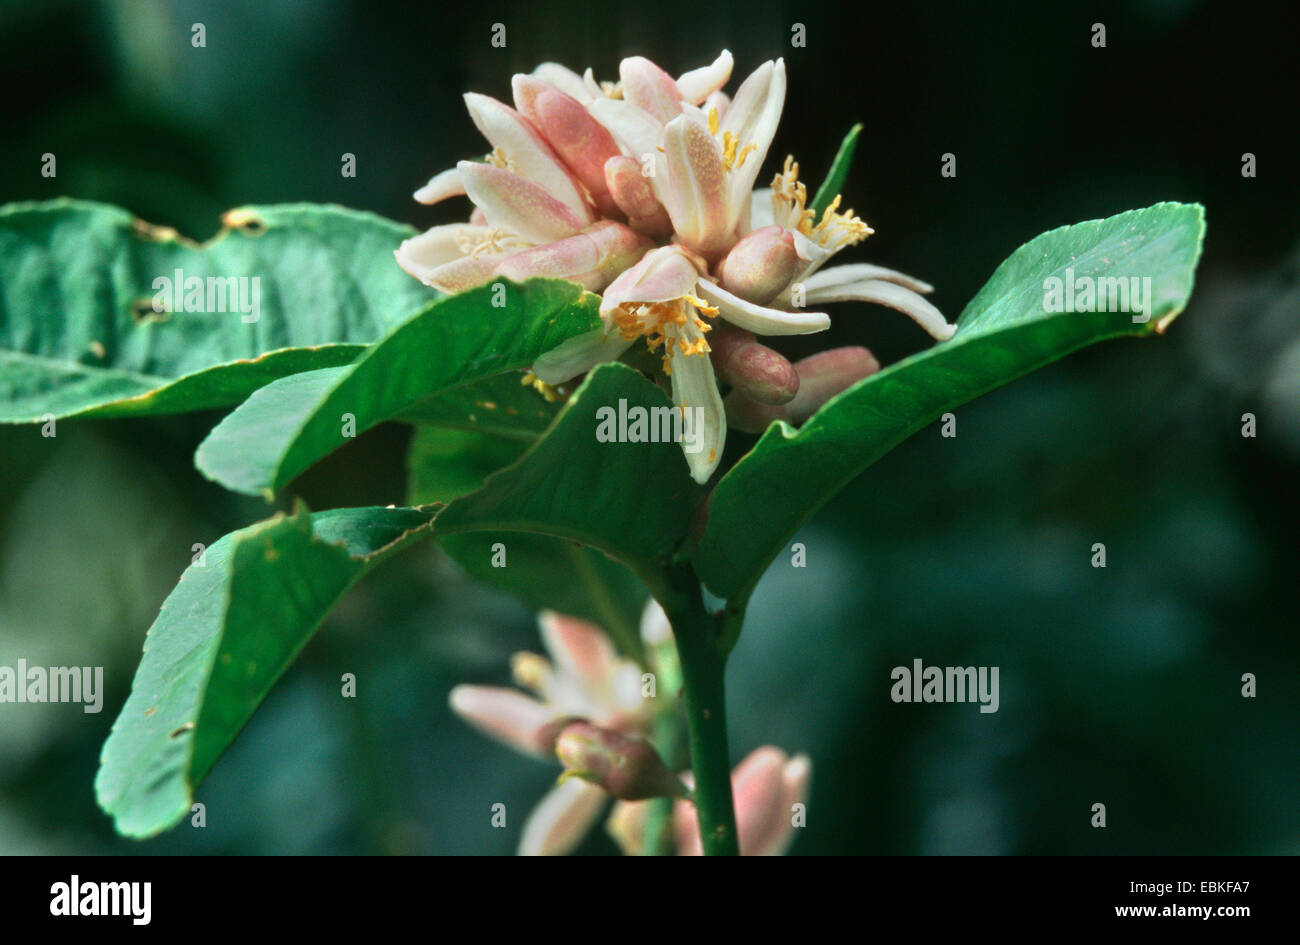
[1,0,1296,854]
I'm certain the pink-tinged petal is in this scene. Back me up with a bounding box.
[731,746,790,856]
[393,223,493,279]
[804,263,935,296]
[532,62,594,103]
[469,207,488,225]
[704,90,730,122]
[518,778,608,856]
[716,225,801,304]
[599,245,704,318]
[538,611,619,695]
[677,50,734,105]
[457,161,586,244]
[667,327,726,484]
[620,56,683,125]
[709,322,799,405]
[582,67,604,101]
[604,156,673,237]
[413,167,466,205]
[530,88,623,205]
[532,327,634,385]
[588,98,668,198]
[662,113,732,258]
[806,278,956,340]
[448,684,556,759]
[403,251,504,293]
[721,59,787,225]
[696,279,830,336]
[495,221,651,291]
[725,346,879,433]
[463,93,592,222]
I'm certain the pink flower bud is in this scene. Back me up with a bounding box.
[716,225,801,304]
[604,156,672,237]
[528,87,623,213]
[725,346,880,433]
[708,322,799,405]
[554,722,688,801]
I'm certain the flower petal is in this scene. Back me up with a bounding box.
[406,252,504,293]
[721,59,786,223]
[538,611,619,696]
[413,167,466,205]
[532,327,634,385]
[494,221,651,292]
[448,684,556,759]
[809,278,956,340]
[677,50,734,105]
[697,279,830,336]
[599,245,705,316]
[587,98,668,199]
[457,161,586,244]
[667,324,726,484]
[620,55,684,125]
[803,263,935,296]
[393,223,493,279]
[662,113,731,257]
[531,62,594,103]
[518,778,609,856]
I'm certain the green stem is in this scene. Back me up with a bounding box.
[656,564,739,856]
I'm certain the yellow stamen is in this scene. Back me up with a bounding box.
[770,155,873,249]
[613,296,717,374]
[520,370,563,402]
[511,653,551,694]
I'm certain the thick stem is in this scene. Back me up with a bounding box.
[657,566,739,856]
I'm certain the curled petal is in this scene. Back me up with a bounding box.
[518,778,609,856]
[619,55,684,124]
[532,327,634,386]
[807,278,956,340]
[667,325,726,484]
[448,685,556,759]
[530,62,594,103]
[696,279,830,336]
[413,167,466,205]
[709,322,799,405]
[599,245,704,318]
[495,221,652,291]
[662,113,731,257]
[463,93,592,222]
[725,346,879,433]
[677,50,734,105]
[457,161,587,244]
[803,263,935,296]
[394,223,494,281]
[538,611,619,698]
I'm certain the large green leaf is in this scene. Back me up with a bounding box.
[194,279,600,496]
[694,202,1207,599]
[0,199,435,422]
[436,362,699,586]
[95,504,437,838]
[407,424,648,658]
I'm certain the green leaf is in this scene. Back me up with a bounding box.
[809,123,863,222]
[406,424,647,657]
[0,199,436,422]
[95,504,437,838]
[436,362,698,586]
[694,202,1207,600]
[399,371,561,440]
[194,279,601,496]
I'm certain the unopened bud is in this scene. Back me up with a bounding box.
[554,721,688,801]
[716,226,801,305]
[726,346,880,433]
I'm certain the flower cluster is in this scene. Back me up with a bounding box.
[398,51,955,482]
[450,605,809,855]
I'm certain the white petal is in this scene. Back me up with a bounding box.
[448,685,554,759]
[393,223,491,278]
[677,49,734,104]
[532,328,634,385]
[748,188,776,231]
[587,98,668,201]
[413,167,466,205]
[809,278,956,340]
[533,62,593,103]
[804,263,935,296]
[518,778,608,856]
[667,324,726,483]
[697,279,831,336]
[463,93,592,222]
[721,59,786,224]
[639,598,673,645]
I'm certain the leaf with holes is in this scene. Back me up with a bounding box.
[0,200,436,422]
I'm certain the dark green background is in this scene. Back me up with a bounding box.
[1,0,1295,854]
